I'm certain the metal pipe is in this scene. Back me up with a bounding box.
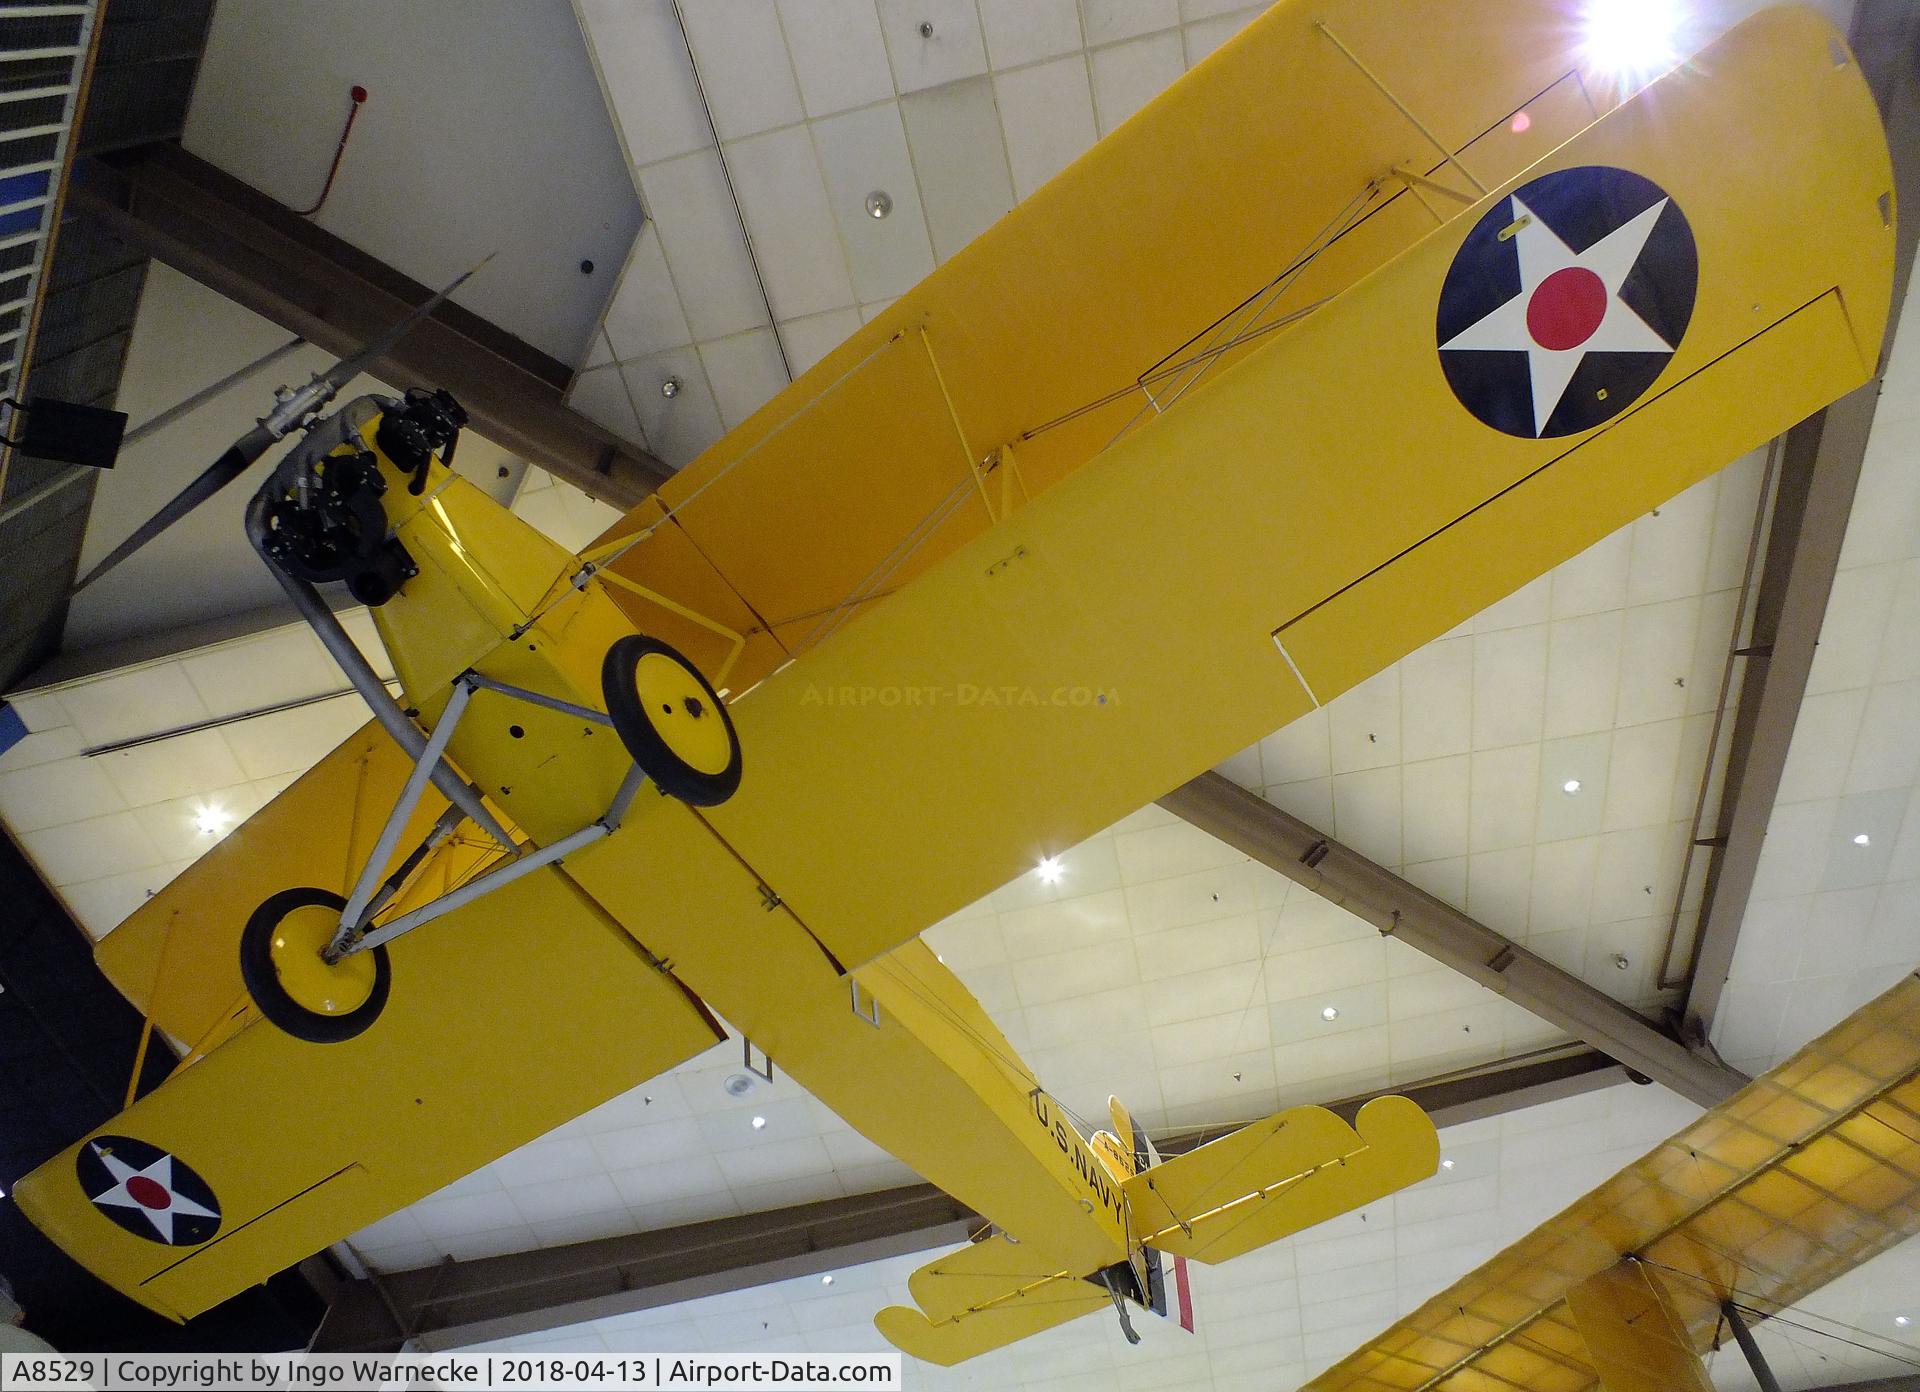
[1723,1301,1785,1392]
[465,673,610,726]
[335,677,475,944]
[121,335,305,447]
[248,492,516,850]
[349,819,609,954]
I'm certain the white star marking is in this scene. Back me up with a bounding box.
[89,1143,217,1243]
[1440,193,1676,435]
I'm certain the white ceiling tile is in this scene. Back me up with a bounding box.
[1683,586,1738,718]
[1400,856,1467,907]
[1015,939,1141,1004]
[1089,29,1184,134]
[1820,787,1908,891]
[576,0,710,167]
[491,1136,605,1188]
[857,298,896,322]
[1259,705,1330,784]
[1387,968,1490,1022]
[1616,598,1700,727]
[95,727,245,809]
[678,0,804,142]
[1401,756,1468,865]
[776,0,895,118]
[179,629,340,720]
[1471,573,1550,634]
[1022,984,1146,1049]
[623,347,726,468]
[1528,837,1605,933]
[528,1208,639,1249]
[0,755,126,832]
[1265,940,1385,1005]
[410,1187,526,1240]
[1751,797,1840,901]
[509,1174,625,1225]
[993,56,1099,202]
[1703,449,1767,591]
[1626,482,1715,606]
[978,0,1083,68]
[1149,961,1267,1028]
[1542,611,1623,739]
[1465,848,1531,934]
[1081,0,1180,45]
[899,77,1017,261]
[637,150,767,342]
[725,124,857,320]
[1135,912,1260,982]
[1591,825,1680,925]
[778,307,863,375]
[876,0,989,94]
[1471,626,1547,749]
[1775,687,1868,804]
[1113,818,1241,883]
[20,809,162,886]
[810,104,936,303]
[1550,530,1631,618]
[1180,0,1256,19]
[1331,766,1400,866]
[582,329,614,372]
[1215,739,1263,790]
[1270,1024,1389,1098]
[1796,886,1881,982]
[567,360,648,448]
[1264,774,1332,829]
[1600,719,1681,833]
[1469,744,1540,853]
[1182,12,1249,63]
[1534,734,1609,844]
[58,864,177,940]
[589,1118,707,1172]
[699,327,790,430]
[1839,411,1920,569]
[1578,916,1663,1003]
[997,887,1130,958]
[1399,637,1472,762]
[1152,1008,1268,1068]
[1844,677,1920,795]
[1122,857,1283,936]
[1882,785,1920,883]
[130,782,264,863]
[609,1157,730,1208]
[602,223,693,360]
[716,1136,834,1188]
[1870,558,1920,687]
[1809,562,1902,696]
[1327,666,1400,774]
[0,724,84,776]
[55,663,213,749]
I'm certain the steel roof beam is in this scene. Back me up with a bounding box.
[1160,772,1747,1108]
[1681,0,1920,1037]
[65,141,670,509]
[311,1046,1626,1352]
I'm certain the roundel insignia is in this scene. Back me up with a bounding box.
[1436,165,1697,439]
[77,1135,221,1246]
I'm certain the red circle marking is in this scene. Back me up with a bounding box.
[1526,266,1608,351]
[126,1175,170,1209]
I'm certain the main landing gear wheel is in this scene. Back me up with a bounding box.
[239,887,391,1043]
[602,634,742,806]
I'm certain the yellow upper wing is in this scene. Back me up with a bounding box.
[15,727,724,1321]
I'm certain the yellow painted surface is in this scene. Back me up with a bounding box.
[694,7,1893,974]
[1301,974,1920,1392]
[1566,1263,1716,1392]
[1128,1096,1438,1263]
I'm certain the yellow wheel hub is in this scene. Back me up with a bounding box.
[269,903,376,1016]
[633,651,733,775]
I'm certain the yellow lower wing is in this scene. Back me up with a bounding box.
[874,1235,1110,1367]
[1127,1096,1439,1264]
[14,731,724,1321]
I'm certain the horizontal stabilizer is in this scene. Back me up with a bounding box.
[875,1234,1109,1366]
[1126,1095,1438,1264]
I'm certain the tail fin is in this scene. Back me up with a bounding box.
[1125,1095,1437,1264]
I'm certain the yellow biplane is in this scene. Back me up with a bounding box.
[14,0,1894,1365]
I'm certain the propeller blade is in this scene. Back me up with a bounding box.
[69,253,496,595]
[71,424,276,594]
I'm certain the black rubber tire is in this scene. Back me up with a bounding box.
[239,886,391,1044]
[602,634,742,806]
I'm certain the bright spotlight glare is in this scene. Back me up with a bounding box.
[194,803,233,837]
[1582,0,1681,79]
[1035,855,1065,885]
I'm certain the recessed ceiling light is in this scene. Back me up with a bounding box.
[1853,833,1872,846]
[865,190,893,220]
[1441,1158,1455,1170]
[1035,855,1064,885]
[661,376,682,399]
[723,1073,757,1097]
[821,1274,835,1286]
[1562,779,1583,795]
[1321,1005,1340,1022]
[751,1115,767,1130]
[194,804,233,836]
[1896,1315,1911,1327]
[1581,0,1680,80]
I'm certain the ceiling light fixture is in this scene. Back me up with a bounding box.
[194,804,233,837]
[1853,833,1872,846]
[1581,0,1681,81]
[1035,855,1064,885]
[723,1073,757,1097]
[751,1115,767,1130]
[865,190,893,220]
[661,377,682,399]
[821,1275,835,1286]
[1321,1005,1340,1022]
[1440,1158,1455,1170]
[1562,779,1583,794]
[1897,1315,1911,1327]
